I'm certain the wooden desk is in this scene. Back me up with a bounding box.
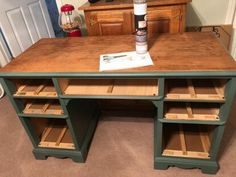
[0,32,236,174]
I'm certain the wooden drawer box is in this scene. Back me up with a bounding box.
[162,124,214,159]
[58,79,158,97]
[29,118,75,150]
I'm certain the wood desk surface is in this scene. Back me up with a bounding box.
[1,32,236,76]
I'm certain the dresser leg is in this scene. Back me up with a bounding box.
[154,162,169,170]
[72,156,84,163]
[33,151,47,160]
[201,166,219,174]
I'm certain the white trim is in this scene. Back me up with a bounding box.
[229,3,236,61]
[225,0,236,24]
[55,0,63,12]
[0,48,9,67]
[0,25,12,67]
[230,28,236,61]
[0,24,11,98]
[0,83,4,98]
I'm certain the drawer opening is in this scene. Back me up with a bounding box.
[100,99,156,117]
[165,79,228,101]
[164,102,220,121]
[58,79,158,96]
[12,79,57,97]
[30,118,75,149]
[162,124,214,159]
[22,99,63,115]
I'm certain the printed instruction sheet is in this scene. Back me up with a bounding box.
[99,51,153,71]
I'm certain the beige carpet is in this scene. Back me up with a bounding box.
[0,96,236,177]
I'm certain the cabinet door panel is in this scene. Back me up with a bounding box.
[85,5,185,36]
[148,20,170,35]
[86,10,133,36]
[147,6,183,36]
[100,23,123,35]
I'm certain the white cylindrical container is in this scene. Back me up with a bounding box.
[134,0,147,54]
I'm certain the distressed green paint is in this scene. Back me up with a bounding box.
[209,125,226,161]
[61,98,70,106]
[19,117,40,147]
[33,148,84,162]
[13,95,58,99]
[0,78,21,113]
[66,118,80,150]
[158,78,165,97]
[164,98,225,103]
[155,156,219,174]
[159,119,225,125]
[17,113,67,119]
[219,78,236,122]
[155,101,164,119]
[79,112,99,160]
[52,78,70,116]
[60,95,162,100]
[155,120,163,157]
[1,73,236,174]
[52,78,63,95]
[0,71,236,77]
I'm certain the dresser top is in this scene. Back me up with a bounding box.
[1,32,236,76]
[78,0,191,11]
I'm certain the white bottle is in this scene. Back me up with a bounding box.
[134,0,147,54]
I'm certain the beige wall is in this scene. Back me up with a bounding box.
[186,0,229,26]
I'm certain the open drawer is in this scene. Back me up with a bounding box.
[29,118,75,149]
[162,124,214,159]
[165,79,228,101]
[164,102,220,121]
[12,79,57,97]
[22,99,63,115]
[58,79,158,97]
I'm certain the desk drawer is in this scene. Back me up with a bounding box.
[28,118,75,150]
[165,79,228,101]
[58,79,158,97]
[16,99,64,116]
[162,124,215,159]
[6,79,57,98]
[164,102,221,121]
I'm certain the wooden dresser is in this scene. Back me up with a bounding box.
[79,0,191,36]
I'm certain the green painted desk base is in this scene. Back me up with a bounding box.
[155,157,219,174]
[33,112,99,163]
[1,76,235,175]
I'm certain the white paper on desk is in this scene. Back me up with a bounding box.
[99,51,153,71]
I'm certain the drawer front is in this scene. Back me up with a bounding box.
[147,5,184,36]
[85,10,133,36]
[85,5,186,36]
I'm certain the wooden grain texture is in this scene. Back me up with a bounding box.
[60,79,158,96]
[86,9,134,36]
[163,124,211,159]
[165,79,227,101]
[78,0,191,11]
[164,102,220,120]
[1,32,236,73]
[83,0,189,36]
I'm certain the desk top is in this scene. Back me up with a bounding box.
[1,32,236,77]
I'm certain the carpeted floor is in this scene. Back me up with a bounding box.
[0,96,236,177]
